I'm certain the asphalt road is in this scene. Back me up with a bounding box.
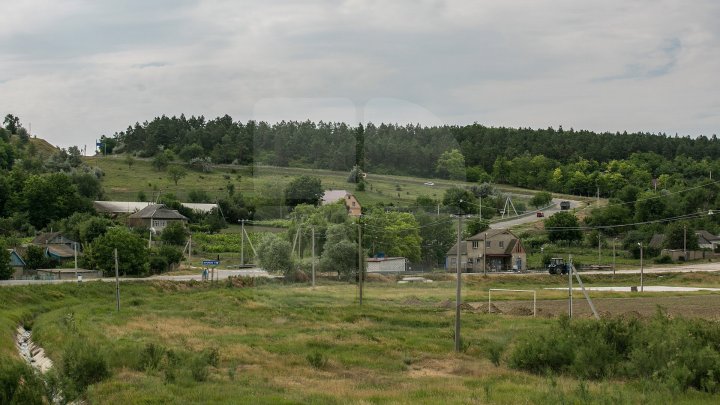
[489,198,584,229]
[0,268,270,287]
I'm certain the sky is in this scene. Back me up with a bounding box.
[1,0,719,151]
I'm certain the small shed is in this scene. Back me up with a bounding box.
[366,257,407,273]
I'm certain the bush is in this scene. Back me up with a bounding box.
[139,343,166,371]
[256,234,293,275]
[0,360,46,404]
[509,314,720,393]
[654,254,673,264]
[61,340,111,394]
[306,352,328,369]
[149,255,169,274]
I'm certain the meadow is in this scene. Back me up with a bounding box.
[3,273,720,404]
[84,155,537,209]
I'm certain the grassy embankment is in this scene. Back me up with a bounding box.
[2,274,720,403]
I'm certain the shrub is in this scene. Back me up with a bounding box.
[654,254,672,264]
[139,342,166,371]
[0,360,46,404]
[190,357,209,382]
[509,314,720,393]
[306,352,328,369]
[61,340,111,394]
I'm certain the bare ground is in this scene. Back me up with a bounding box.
[472,294,720,320]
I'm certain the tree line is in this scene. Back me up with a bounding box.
[104,115,720,181]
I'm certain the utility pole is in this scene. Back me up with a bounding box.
[684,225,687,262]
[598,231,601,265]
[298,223,302,259]
[638,243,644,292]
[479,195,482,220]
[311,227,316,287]
[148,230,152,249]
[613,238,617,279]
[240,219,246,266]
[455,213,463,353]
[358,217,363,305]
[568,254,573,319]
[483,232,487,276]
[114,248,120,312]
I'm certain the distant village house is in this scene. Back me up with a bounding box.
[127,204,188,232]
[446,229,527,272]
[321,190,361,217]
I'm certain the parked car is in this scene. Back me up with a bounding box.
[536,211,544,218]
[560,201,571,210]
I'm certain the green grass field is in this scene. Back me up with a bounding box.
[85,155,539,209]
[3,274,720,404]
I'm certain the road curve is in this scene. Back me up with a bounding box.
[490,198,584,229]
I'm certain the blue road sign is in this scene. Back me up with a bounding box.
[202,260,220,266]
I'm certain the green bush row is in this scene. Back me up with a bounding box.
[509,311,720,393]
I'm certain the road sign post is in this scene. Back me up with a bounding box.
[202,260,220,283]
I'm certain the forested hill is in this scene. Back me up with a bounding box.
[102,115,719,179]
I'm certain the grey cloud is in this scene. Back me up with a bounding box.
[1,0,720,150]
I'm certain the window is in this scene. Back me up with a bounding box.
[486,241,491,248]
[472,241,479,249]
[152,219,167,229]
[468,258,474,264]
[499,241,505,248]
[450,258,456,265]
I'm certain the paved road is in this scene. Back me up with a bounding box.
[0,268,270,287]
[490,198,584,229]
[581,261,720,275]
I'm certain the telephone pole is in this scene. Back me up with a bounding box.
[455,213,463,353]
[358,217,364,305]
[240,219,246,266]
[114,248,120,312]
[684,225,687,262]
[483,232,487,276]
[311,227,316,287]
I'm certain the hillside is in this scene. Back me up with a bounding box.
[85,155,548,209]
[28,136,59,157]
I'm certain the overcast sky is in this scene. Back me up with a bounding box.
[1,0,719,151]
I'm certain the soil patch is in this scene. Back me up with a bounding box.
[475,294,720,320]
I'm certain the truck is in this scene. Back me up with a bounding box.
[547,257,569,275]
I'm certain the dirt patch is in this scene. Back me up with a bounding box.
[407,359,457,378]
[437,299,474,311]
[366,273,394,283]
[476,294,720,320]
[507,306,534,316]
